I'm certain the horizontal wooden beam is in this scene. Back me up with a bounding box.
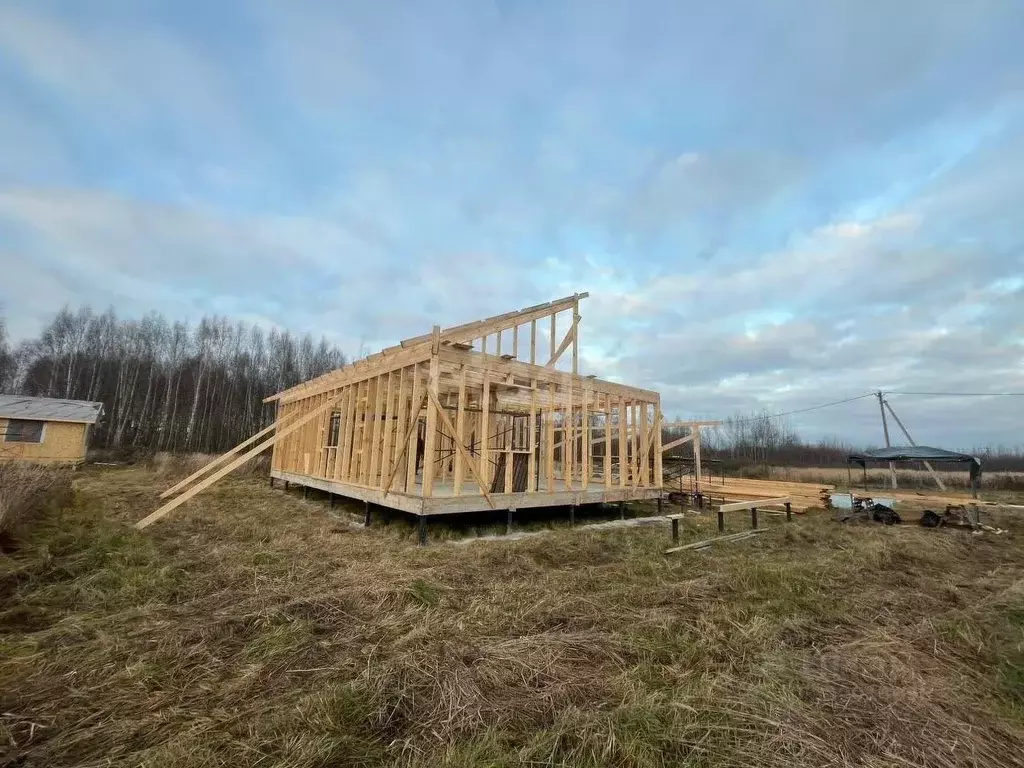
[437,346,659,401]
[718,496,791,513]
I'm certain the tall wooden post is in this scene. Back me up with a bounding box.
[422,327,441,497]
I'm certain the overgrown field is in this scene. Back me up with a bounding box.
[745,464,1024,492]
[1,467,1023,767]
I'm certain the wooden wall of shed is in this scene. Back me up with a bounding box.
[0,419,89,464]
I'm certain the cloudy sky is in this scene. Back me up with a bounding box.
[0,0,1022,448]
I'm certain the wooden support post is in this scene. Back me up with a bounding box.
[496,329,502,357]
[481,370,491,490]
[368,374,385,486]
[618,396,627,487]
[360,378,378,485]
[751,507,758,529]
[512,324,518,359]
[570,503,576,526]
[546,383,555,491]
[453,368,467,495]
[505,507,514,535]
[530,319,537,365]
[693,426,703,496]
[405,366,423,493]
[418,515,428,546]
[638,403,649,487]
[604,394,612,488]
[717,508,725,532]
[785,501,792,522]
[528,379,537,492]
[582,388,590,489]
[550,312,557,365]
[657,495,663,516]
[572,298,579,375]
[672,516,679,543]
[619,500,625,520]
[391,368,408,484]
[653,407,663,488]
[422,328,441,498]
[377,372,395,489]
[364,500,371,526]
[564,398,574,491]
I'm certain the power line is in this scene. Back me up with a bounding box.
[725,393,877,424]
[885,391,1024,397]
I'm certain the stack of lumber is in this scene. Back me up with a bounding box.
[672,477,833,512]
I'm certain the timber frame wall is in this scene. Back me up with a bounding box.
[268,293,663,515]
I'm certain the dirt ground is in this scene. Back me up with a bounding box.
[1,466,1022,767]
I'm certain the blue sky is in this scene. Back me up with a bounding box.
[0,0,1022,447]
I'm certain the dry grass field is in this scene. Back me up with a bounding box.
[748,465,1024,492]
[1,465,1023,767]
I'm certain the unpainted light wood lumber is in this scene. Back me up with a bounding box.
[137,392,344,529]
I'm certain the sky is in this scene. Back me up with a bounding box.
[0,0,1022,449]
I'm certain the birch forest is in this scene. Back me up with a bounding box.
[0,307,346,454]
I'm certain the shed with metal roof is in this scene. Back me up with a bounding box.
[0,395,103,465]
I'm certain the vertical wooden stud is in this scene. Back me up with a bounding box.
[572,298,580,375]
[368,375,385,486]
[453,367,467,494]
[585,387,593,489]
[512,324,519,360]
[528,378,537,492]
[638,402,649,487]
[376,372,394,488]
[604,393,612,489]
[530,319,537,365]
[653,404,663,489]
[391,367,408,483]
[406,365,422,493]
[481,369,491,490]
[618,396,627,487]
[550,312,557,365]
[422,328,441,498]
[546,383,555,491]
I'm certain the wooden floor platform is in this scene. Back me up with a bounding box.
[271,469,662,516]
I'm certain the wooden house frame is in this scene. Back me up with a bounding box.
[138,293,663,529]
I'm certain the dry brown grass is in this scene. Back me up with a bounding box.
[1,466,1022,767]
[0,462,72,544]
[146,451,270,480]
[750,464,1024,492]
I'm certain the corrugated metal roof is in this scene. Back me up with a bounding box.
[848,446,980,464]
[0,395,104,424]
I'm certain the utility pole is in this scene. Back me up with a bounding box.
[877,391,897,488]
[882,400,947,491]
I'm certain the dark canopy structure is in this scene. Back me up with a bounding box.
[848,446,981,496]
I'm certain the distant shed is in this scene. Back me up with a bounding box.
[0,395,103,465]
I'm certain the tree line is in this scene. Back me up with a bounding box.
[2,306,1021,469]
[0,306,346,454]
